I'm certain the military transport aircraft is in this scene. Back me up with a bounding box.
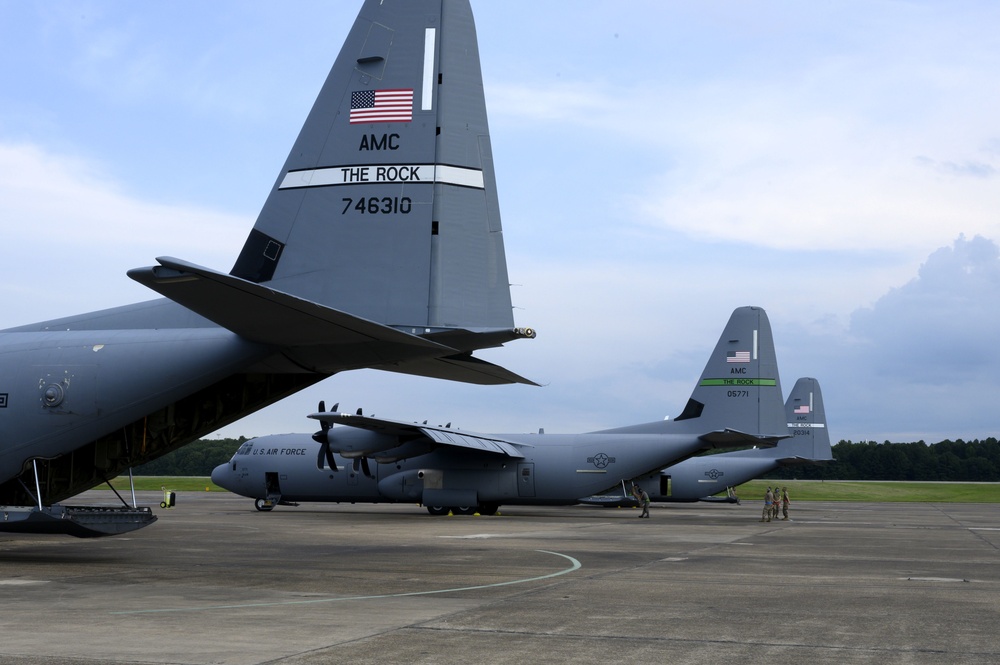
[0,0,535,537]
[580,377,833,506]
[211,307,790,516]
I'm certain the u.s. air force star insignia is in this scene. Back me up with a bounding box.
[587,452,616,469]
[704,468,724,480]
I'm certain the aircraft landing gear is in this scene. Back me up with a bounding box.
[254,498,275,512]
[425,504,500,516]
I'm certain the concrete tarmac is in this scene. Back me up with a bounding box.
[1,492,998,665]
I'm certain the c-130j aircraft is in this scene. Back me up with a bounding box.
[211,307,790,515]
[0,0,536,537]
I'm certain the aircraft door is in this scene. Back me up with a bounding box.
[517,463,535,498]
[660,475,672,498]
[265,472,282,501]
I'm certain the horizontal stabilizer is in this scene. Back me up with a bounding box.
[380,353,540,386]
[310,411,527,458]
[777,455,834,466]
[129,257,535,384]
[698,429,786,448]
[128,257,449,351]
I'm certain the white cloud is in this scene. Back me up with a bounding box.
[0,142,249,325]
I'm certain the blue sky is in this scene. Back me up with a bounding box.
[2,1,999,443]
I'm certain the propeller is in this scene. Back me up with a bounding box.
[345,407,374,477]
[313,403,376,477]
[313,400,339,471]
[352,456,373,478]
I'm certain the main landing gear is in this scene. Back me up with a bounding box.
[425,503,500,516]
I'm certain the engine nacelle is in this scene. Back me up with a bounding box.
[321,428,399,457]
[377,470,424,501]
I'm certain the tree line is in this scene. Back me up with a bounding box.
[135,437,247,476]
[135,437,1000,482]
[766,438,1000,482]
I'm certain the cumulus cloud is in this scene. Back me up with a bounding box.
[849,235,1000,380]
[786,235,1000,442]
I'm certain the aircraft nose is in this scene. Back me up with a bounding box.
[210,463,234,491]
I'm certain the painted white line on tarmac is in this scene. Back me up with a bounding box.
[110,549,582,615]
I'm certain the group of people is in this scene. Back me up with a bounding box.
[625,483,790,522]
[761,486,790,522]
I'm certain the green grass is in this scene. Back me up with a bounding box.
[105,476,222,492]
[731,479,1000,503]
[96,476,1000,503]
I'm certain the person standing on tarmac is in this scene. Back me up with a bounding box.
[631,483,650,518]
[781,487,790,520]
[637,486,650,518]
[761,487,773,522]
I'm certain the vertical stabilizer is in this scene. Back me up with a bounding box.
[673,306,786,437]
[231,0,514,332]
[782,378,833,461]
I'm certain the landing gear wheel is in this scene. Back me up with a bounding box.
[454,506,476,516]
[478,503,500,516]
[426,505,449,516]
[255,498,274,512]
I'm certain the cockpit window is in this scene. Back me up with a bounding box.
[236,442,254,456]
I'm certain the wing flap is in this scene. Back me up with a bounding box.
[421,429,525,457]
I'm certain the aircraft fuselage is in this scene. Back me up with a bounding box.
[212,431,713,509]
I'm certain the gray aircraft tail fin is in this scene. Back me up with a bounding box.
[598,306,787,442]
[778,377,834,463]
[229,0,515,334]
[673,306,787,439]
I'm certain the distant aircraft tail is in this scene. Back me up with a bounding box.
[777,377,834,463]
[669,306,787,444]
[230,0,514,334]
[599,306,787,445]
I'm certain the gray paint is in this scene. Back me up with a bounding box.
[0,0,533,535]
[211,307,791,513]
[604,377,833,504]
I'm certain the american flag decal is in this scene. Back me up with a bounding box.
[350,89,413,124]
[726,350,750,363]
[794,405,810,414]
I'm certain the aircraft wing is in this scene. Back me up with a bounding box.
[309,412,529,458]
[698,429,787,448]
[128,257,536,385]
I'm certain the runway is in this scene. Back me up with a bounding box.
[2,492,998,664]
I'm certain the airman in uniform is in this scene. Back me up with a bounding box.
[761,487,773,522]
